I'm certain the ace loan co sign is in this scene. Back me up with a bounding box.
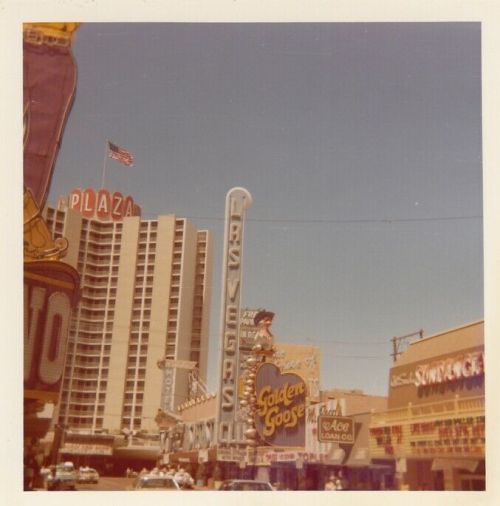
[318,415,355,445]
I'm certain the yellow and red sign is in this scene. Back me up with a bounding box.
[255,363,307,446]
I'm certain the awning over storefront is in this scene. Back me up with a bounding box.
[343,447,370,467]
[342,447,394,471]
[114,445,160,460]
[431,458,480,473]
[60,433,115,456]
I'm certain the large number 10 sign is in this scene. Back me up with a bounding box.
[24,261,80,399]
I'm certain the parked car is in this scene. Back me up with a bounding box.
[132,475,181,491]
[77,466,100,484]
[218,479,274,491]
[46,462,77,491]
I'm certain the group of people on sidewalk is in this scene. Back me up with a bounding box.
[324,470,348,491]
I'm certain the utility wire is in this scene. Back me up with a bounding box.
[139,213,482,224]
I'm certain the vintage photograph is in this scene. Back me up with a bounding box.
[18,13,489,498]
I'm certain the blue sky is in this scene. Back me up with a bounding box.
[47,22,483,396]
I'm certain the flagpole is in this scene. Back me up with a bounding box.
[101,139,109,189]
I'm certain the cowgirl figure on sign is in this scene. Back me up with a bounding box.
[252,310,276,360]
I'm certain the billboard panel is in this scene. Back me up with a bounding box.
[272,343,321,402]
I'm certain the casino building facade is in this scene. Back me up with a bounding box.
[43,189,213,443]
[368,321,485,490]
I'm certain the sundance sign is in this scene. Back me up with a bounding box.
[69,188,141,221]
[255,363,306,446]
[318,415,354,444]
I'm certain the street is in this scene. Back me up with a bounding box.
[75,476,132,491]
[39,476,210,492]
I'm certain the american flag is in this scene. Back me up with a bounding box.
[108,141,134,167]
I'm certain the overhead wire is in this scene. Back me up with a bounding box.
[138,213,482,224]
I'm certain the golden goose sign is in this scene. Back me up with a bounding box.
[255,363,306,446]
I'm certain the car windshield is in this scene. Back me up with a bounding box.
[57,465,74,473]
[138,477,178,489]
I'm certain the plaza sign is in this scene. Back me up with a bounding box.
[68,188,141,221]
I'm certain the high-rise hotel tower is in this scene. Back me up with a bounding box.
[43,188,213,434]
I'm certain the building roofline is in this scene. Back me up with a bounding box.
[409,320,484,347]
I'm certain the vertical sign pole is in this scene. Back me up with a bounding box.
[215,188,252,446]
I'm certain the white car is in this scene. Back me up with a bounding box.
[46,462,77,491]
[132,475,181,491]
[77,467,100,484]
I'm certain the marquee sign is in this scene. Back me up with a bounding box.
[245,447,327,466]
[68,188,141,221]
[60,443,113,455]
[255,363,307,446]
[239,308,260,349]
[216,187,252,445]
[390,350,484,388]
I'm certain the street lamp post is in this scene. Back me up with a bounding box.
[50,423,67,465]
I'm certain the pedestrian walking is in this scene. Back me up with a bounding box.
[324,474,337,491]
